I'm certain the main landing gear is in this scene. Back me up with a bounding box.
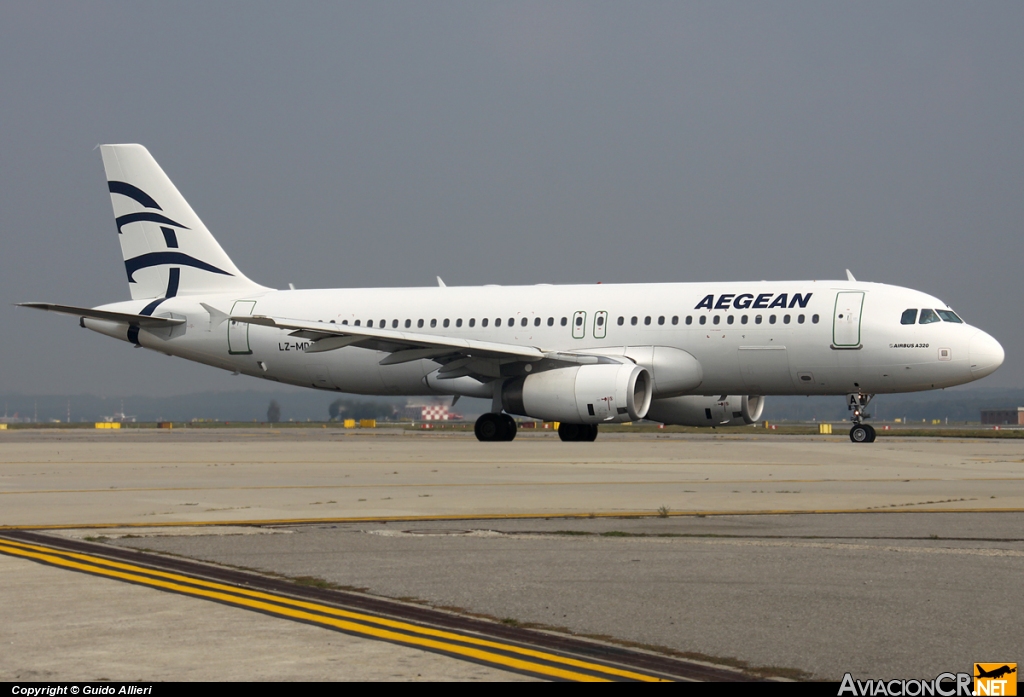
[557,423,599,442]
[847,393,876,443]
[474,413,517,442]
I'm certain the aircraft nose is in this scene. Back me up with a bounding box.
[969,330,1004,380]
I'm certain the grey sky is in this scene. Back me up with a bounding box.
[2,2,1022,395]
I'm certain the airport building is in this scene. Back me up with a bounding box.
[980,407,1024,425]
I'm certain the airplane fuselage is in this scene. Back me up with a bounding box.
[84,279,1002,399]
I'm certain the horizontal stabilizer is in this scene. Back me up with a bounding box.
[17,302,185,327]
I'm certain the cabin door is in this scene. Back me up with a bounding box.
[228,300,256,355]
[832,292,864,348]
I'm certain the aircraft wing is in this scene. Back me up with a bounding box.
[17,302,186,328]
[230,314,614,380]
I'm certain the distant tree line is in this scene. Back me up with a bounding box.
[328,399,397,421]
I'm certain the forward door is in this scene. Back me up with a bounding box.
[832,292,864,348]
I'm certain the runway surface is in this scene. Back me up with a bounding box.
[2,428,1021,681]
[2,429,1023,527]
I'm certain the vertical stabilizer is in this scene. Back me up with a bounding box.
[100,144,266,300]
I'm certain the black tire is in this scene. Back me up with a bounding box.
[864,424,876,442]
[584,424,599,441]
[502,414,517,441]
[849,425,871,443]
[558,423,581,442]
[475,413,502,442]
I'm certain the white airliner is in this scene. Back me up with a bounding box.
[20,145,1005,443]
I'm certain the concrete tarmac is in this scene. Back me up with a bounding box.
[2,429,1022,527]
[2,428,1022,680]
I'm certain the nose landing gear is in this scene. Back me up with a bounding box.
[847,393,876,443]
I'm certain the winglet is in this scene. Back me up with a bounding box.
[437,276,446,287]
[200,303,229,329]
[845,269,857,282]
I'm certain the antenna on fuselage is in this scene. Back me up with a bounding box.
[436,276,446,287]
[845,269,857,282]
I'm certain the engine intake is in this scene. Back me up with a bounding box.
[502,363,652,424]
[646,395,764,427]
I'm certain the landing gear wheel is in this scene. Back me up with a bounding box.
[557,423,580,442]
[864,424,876,442]
[558,423,599,442]
[474,413,502,442]
[850,424,872,443]
[501,414,517,441]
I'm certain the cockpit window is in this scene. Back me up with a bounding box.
[901,309,917,325]
[919,309,941,324]
[936,310,963,323]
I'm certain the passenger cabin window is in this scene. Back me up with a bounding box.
[417,319,424,328]
[936,310,963,323]
[769,315,777,324]
[560,317,567,326]
[508,317,514,326]
[783,314,790,324]
[686,316,692,325]
[456,319,463,328]
[380,319,386,328]
[672,316,678,325]
[523,317,529,327]
[405,319,411,328]
[443,319,450,328]
[547,317,554,326]
[367,319,373,328]
[699,316,707,325]
[482,318,488,327]
[644,316,651,325]
[469,318,475,327]
[342,320,349,325]
[727,315,734,325]
[658,316,665,325]
[355,320,361,326]
[741,315,748,325]
[495,318,501,327]
[631,316,638,326]
[755,315,762,325]
[713,315,720,325]
[597,315,605,326]
[392,319,399,328]
[617,316,624,326]
[430,319,437,328]
[812,314,819,324]
[534,317,541,327]
[919,309,941,324]
[798,314,805,324]
[901,309,918,325]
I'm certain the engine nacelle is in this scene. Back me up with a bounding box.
[502,363,652,424]
[646,395,764,427]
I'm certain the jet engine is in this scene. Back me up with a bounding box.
[646,395,764,427]
[502,363,652,424]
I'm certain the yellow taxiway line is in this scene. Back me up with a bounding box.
[0,536,667,682]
